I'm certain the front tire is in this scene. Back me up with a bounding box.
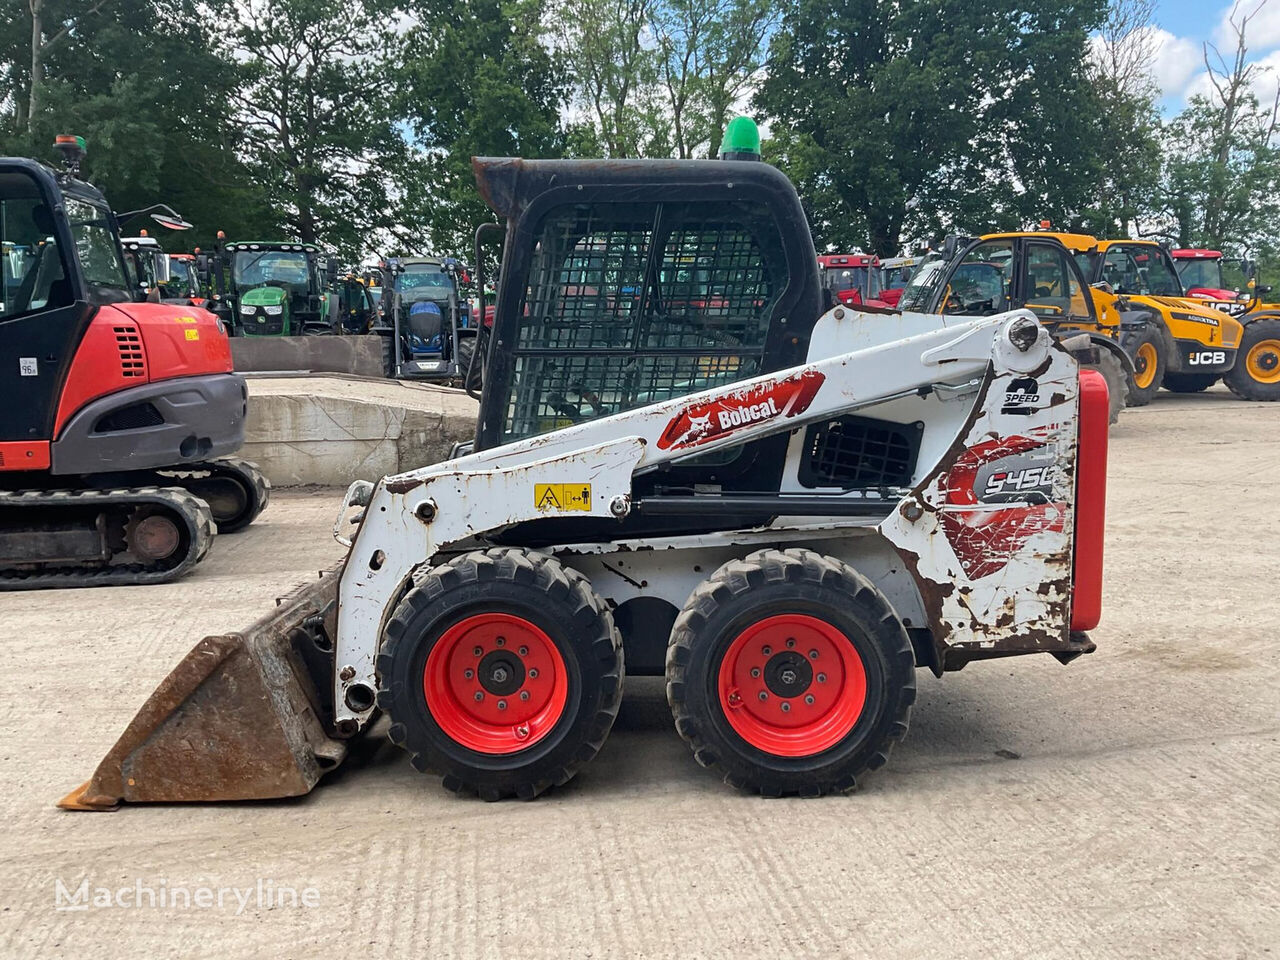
[376,548,623,800]
[1224,318,1280,400]
[1085,347,1128,424]
[1124,326,1166,406]
[666,548,915,796]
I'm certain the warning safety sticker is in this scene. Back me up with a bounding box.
[534,483,592,512]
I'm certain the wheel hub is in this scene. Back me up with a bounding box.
[717,614,867,757]
[424,613,568,754]
[127,514,181,561]
[764,651,813,698]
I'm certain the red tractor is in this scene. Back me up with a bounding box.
[817,253,892,309]
[0,136,268,589]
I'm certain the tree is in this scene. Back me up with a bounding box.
[0,0,276,250]
[394,0,567,253]
[652,0,777,158]
[759,0,1107,255]
[232,0,408,257]
[550,0,665,157]
[1079,0,1163,236]
[1157,3,1280,252]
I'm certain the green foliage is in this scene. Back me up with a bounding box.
[393,0,566,254]
[759,0,1106,255]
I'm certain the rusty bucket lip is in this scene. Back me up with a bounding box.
[57,566,347,812]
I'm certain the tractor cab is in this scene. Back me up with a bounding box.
[817,253,888,308]
[220,241,333,336]
[878,255,921,307]
[381,256,477,381]
[163,253,204,303]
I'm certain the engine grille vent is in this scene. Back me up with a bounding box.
[94,402,164,433]
[113,325,146,378]
[798,416,924,489]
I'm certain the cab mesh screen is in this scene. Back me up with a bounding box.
[502,201,785,442]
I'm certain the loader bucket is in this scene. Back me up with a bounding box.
[59,567,348,811]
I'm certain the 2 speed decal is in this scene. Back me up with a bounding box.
[1001,377,1040,416]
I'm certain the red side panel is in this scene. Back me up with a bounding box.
[52,303,232,439]
[114,302,232,381]
[53,313,149,437]
[1071,369,1109,631]
[0,441,51,472]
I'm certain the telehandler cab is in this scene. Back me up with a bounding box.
[61,122,1109,806]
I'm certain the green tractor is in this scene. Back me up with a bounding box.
[206,238,338,336]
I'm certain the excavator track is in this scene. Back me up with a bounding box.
[0,487,214,590]
[88,456,270,534]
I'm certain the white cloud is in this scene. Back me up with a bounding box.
[1148,28,1202,96]
[1212,0,1280,52]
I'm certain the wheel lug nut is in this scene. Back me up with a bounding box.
[758,691,768,701]
[780,702,791,712]
[529,668,539,679]
[496,636,505,647]
[474,691,484,702]
[519,646,528,656]
[464,669,474,679]
[473,646,482,657]
[520,691,530,701]
[817,673,827,683]
[750,667,761,678]
[809,650,819,660]
[805,694,815,705]
[762,645,771,655]
[498,699,507,710]
[786,638,796,648]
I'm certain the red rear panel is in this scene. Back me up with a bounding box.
[53,303,231,438]
[1071,369,1109,631]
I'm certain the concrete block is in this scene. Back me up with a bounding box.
[243,376,478,486]
[231,335,387,377]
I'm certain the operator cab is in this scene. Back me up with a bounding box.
[899,234,1098,328]
[1074,242,1182,297]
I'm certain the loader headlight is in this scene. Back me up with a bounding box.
[264,305,283,316]
[240,304,255,315]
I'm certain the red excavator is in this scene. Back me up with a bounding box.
[0,136,268,589]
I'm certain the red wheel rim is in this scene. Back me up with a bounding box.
[424,613,569,754]
[717,614,866,757]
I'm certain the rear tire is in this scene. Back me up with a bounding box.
[456,334,476,381]
[1123,326,1166,407]
[666,548,915,796]
[1163,372,1218,393]
[1223,318,1280,400]
[376,548,623,800]
[1085,348,1128,424]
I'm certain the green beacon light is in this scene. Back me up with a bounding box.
[718,116,761,161]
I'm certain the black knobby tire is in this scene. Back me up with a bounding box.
[666,548,915,797]
[376,548,623,800]
[1223,317,1280,401]
[1163,372,1218,393]
[455,334,476,382]
[1085,348,1127,423]
[1123,325,1167,407]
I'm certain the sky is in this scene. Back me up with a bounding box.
[1148,0,1280,111]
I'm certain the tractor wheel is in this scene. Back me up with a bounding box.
[666,548,915,797]
[1224,318,1280,400]
[1123,326,1166,407]
[456,335,477,381]
[1084,348,1127,424]
[1163,372,1218,394]
[376,548,623,800]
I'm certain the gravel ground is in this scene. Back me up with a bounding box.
[1,385,1276,959]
